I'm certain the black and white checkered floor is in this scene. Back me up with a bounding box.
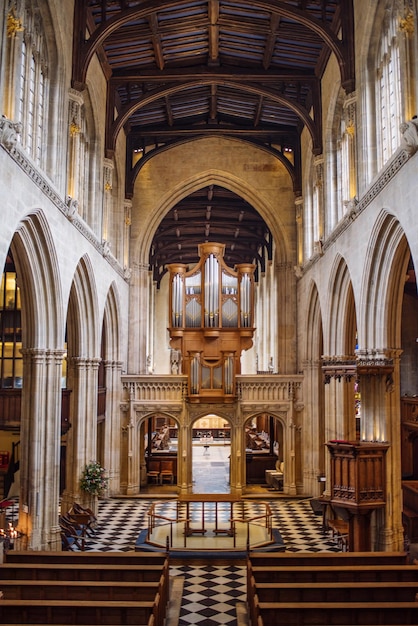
[2,494,340,626]
[90,498,340,626]
[2,497,341,625]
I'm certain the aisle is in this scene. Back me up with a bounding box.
[1,496,341,626]
[87,497,339,626]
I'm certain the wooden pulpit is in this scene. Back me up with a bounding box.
[326,440,389,551]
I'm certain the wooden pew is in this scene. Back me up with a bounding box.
[0,599,156,625]
[0,561,167,582]
[402,481,418,542]
[0,579,162,602]
[249,563,418,583]
[252,578,418,603]
[255,600,418,626]
[248,551,409,567]
[6,550,168,565]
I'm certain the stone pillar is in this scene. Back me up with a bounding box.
[67,90,83,205]
[313,154,324,247]
[18,348,64,550]
[287,419,299,496]
[230,414,244,497]
[123,200,132,272]
[302,357,325,497]
[103,359,123,495]
[276,262,297,373]
[178,414,192,495]
[295,195,304,267]
[61,357,100,515]
[102,158,114,245]
[124,382,139,495]
[128,262,149,373]
[343,92,357,203]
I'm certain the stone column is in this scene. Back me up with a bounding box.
[128,262,150,373]
[67,90,83,205]
[294,195,304,267]
[123,199,132,272]
[343,92,357,203]
[103,359,123,495]
[302,357,325,497]
[313,154,324,248]
[276,262,297,373]
[177,412,192,496]
[18,348,64,550]
[61,356,100,515]
[230,412,244,497]
[102,158,114,245]
[124,382,139,495]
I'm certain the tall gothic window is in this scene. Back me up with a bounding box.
[15,3,48,166]
[0,251,22,389]
[376,11,402,169]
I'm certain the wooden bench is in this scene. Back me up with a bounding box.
[248,551,409,567]
[248,563,418,583]
[0,579,162,602]
[6,550,168,565]
[251,578,418,603]
[255,601,418,626]
[0,599,156,625]
[0,562,168,582]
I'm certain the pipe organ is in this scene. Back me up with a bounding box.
[167,243,255,402]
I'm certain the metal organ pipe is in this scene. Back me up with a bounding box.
[240,274,247,327]
[172,274,183,327]
[205,254,219,327]
[213,255,219,326]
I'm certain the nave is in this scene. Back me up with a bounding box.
[2,495,336,625]
[70,497,336,626]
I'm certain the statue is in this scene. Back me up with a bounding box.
[400,116,418,156]
[0,115,22,151]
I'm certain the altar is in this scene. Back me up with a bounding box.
[137,495,285,554]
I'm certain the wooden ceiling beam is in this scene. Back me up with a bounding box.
[148,12,165,70]
[109,67,317,83]
[208,0,220,62]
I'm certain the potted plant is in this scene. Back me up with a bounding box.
[80,461,108,497]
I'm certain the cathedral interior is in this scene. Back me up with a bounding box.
[1,0,418,576]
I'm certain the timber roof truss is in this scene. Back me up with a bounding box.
[72,0,354,281]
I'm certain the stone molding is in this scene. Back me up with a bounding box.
[303,147,410,271]
[0,116,126,280]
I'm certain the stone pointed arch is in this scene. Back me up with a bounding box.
[359,211,409,351]
[303,280,327,496]
[61,255,101,514]
[103,281,122,363]
[326,254,356,356]
[9,210,64,550]
[13,210,64,349]
[304,279,323,364]
[100,282,124,494]
[133,140,293,265]
[67,254,100,358]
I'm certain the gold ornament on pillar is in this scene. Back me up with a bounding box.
[7,10,24,38]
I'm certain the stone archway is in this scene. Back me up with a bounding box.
[190,413,231,494]
[243,413,285,492]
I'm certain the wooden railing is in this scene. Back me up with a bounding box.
[121,374,303,405]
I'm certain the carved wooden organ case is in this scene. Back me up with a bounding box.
[167,243,255,403]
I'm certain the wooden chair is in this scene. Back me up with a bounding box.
[70,502,97,536]
[59,516,86,551]
[160,461,174,484]
[147,460,161,484]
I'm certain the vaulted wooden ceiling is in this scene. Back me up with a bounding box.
[72,0,354,281]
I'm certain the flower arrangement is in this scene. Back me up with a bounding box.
[80,461,108,496]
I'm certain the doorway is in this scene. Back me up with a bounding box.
[192,414,231,493]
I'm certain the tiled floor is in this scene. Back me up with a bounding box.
[1,444,342,626]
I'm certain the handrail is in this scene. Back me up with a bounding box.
[147,500,274,550]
